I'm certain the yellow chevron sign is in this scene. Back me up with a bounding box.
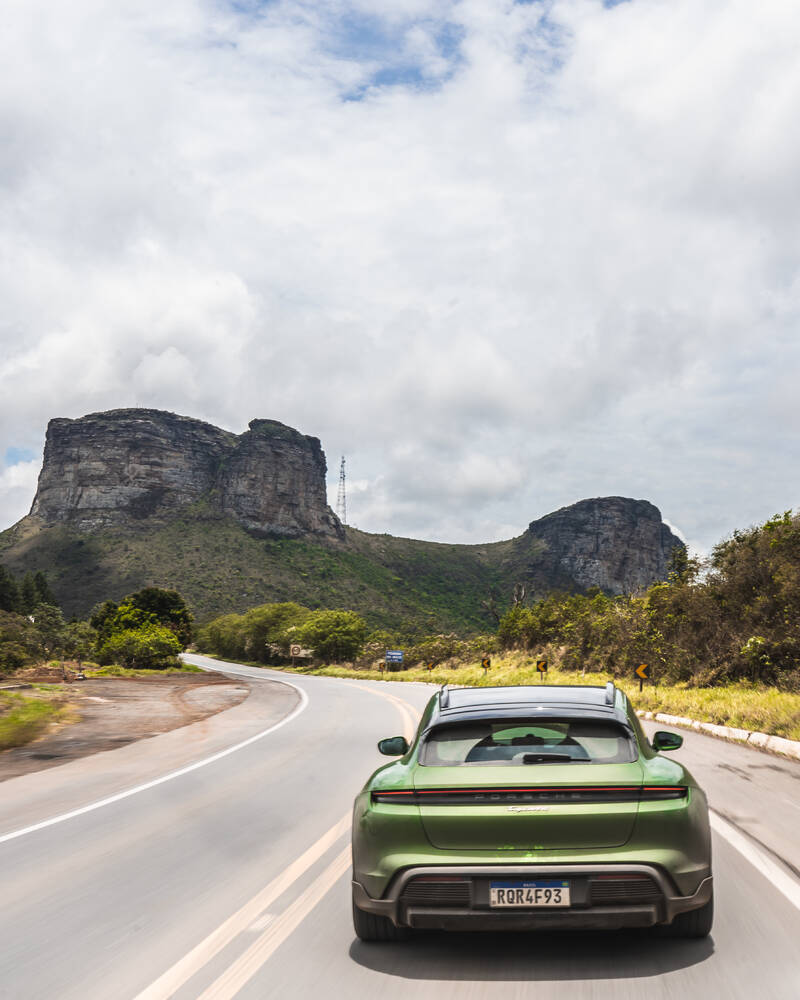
[536,659,548,673]
[635,663,649,680]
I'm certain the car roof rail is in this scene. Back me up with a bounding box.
[605,680,616,705]
[439,684,450,709]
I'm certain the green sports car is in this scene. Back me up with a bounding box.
[351,683,713,940]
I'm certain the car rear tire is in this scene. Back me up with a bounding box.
[667,891,714,938]
[352,892,407,942]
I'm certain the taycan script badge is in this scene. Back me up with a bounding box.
[507,805,551,813]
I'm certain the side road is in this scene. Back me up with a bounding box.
[0,674,299,840]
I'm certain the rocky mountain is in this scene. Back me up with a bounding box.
[30,409,341,538]
[521,497,680,595]
[0,408,683,627]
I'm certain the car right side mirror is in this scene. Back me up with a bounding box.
[378,736,410,756]
[652,730,683,752]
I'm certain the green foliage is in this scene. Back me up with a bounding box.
[0,607,69,675]
[0,692,64,750]
[0,517,508,633]
[30,604,68,656]
[197,602,312,663]
[90,600,119,644]
[0,565,20,613]
[88,587,193,659]
[20,574,38,614]
[497,511,800,688]
[63,620,97,663]
[98,623,182,670]
[295,609,368,662]
[123,588,193,646]
[33,571,57,607]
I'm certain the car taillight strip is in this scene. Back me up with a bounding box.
[371,786,687,805]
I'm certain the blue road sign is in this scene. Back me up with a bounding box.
[385,650,404,663]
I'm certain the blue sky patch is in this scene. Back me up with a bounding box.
[321,10,465,100]
[4,447,36,466]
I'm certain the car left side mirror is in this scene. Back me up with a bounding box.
[378,736,410,757]
[652,730,683,752]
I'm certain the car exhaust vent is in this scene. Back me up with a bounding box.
[590,875,661,905]
[373,786,686,806]
[401,878,471,908]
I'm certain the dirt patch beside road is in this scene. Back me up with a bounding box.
[0,673,250,782]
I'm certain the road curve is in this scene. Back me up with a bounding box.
[0,655,798,1000]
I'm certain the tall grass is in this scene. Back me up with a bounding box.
[290,652,800,740]
[0,692,64,751]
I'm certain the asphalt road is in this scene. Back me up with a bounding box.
[1,655,799,999]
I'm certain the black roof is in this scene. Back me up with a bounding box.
[429,684,630,729]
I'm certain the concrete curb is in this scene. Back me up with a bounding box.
[636,710,800,762]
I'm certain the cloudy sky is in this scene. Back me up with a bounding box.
[1,0,799,554]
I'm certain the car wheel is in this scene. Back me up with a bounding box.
[352,891,407,941]
[667,891,714,938]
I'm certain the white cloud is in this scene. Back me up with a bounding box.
[0,459,40,530]
[1,0,800,550]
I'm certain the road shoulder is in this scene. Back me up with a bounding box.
[0,672,299,840]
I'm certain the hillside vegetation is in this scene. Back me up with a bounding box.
[0,512,516,630]
[496,512,800,690]
[196,512,800,739]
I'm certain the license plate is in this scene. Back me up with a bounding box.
[489,880,570,907]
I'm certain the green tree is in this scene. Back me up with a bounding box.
[30,604,67,657]
[19,574,38,615]
[99,624,182,670]
[0,566,20,613]
[122,588,194,646]
[89,601,120,645]
[63,621,97,664]
[32,571,58,607]
[296,610,368,662]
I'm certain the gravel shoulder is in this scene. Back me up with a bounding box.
[0,673,250,783]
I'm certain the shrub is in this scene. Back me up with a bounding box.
[296,610,368,662]
[98,624,182,670]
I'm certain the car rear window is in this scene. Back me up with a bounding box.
[420,719,637,766]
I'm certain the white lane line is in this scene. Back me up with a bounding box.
[196,846,352,1000]
[0,677,309,847]
[134,813,350,1000]
[710,810,800,912]
[352,682,421,742]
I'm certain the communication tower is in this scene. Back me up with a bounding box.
[336,456,347,526]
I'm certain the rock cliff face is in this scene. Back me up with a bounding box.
[30,409,341,538]
[519,497,683,595]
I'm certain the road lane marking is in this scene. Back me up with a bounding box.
[133,813,350,1000]
[352,682,421,742]
[248,913,275,933]
[195,846,351,1000]
[136,671,419,998]
[710,810,800,912]
[0,677,309,847]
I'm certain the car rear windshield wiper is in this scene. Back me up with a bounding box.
[521,753,576,764]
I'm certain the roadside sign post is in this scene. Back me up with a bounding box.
[385,650,404,672]
[289,643,301,668]
[481,657,491,674]
[635,663,649,692]
[536,658,548,682]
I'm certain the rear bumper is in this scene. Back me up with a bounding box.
[352,864,713,931]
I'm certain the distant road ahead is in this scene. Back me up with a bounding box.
[1,655,799,999]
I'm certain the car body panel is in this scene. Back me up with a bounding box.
[413,762,645,850]
[352,684,712,930]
